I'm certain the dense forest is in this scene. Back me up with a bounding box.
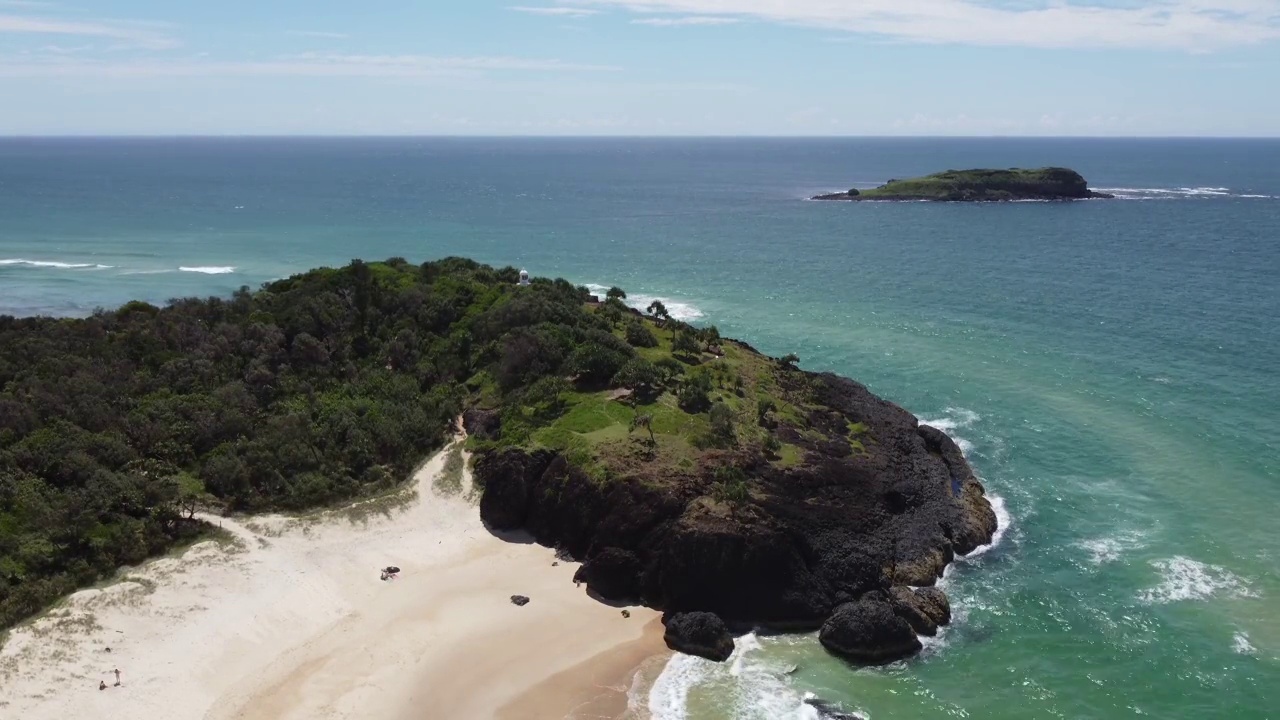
[0,257,649,628]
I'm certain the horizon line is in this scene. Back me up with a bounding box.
[1,134,1278,140]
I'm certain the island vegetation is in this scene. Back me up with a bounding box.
[0,258,996,663]
[813,167,1114,202]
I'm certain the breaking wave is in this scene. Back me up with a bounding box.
[178,266,238,275]
[584,283,705,321]
[0,258,114,270]
[1137,557,1259,604]
[1096,187,1274,201]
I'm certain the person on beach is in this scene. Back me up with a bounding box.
[99,681,107,691]
[114,668,121,686]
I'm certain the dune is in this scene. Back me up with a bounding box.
[0,436,666,719]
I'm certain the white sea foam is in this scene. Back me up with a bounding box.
[649,632,856,720]
[1137,556,1259,604]
[1096,186,1272,201]
[916,407,980,455]
[648,653,705,720]
[1077,530,1148,565]
[178,266,237,275]
[962,493,1010,560]
[0,258,113,270]
[583,282,705,321]
[1232,631,1256,655]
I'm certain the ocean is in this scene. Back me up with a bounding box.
[1,137,1277,719]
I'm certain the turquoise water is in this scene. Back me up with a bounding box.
[2,138,1277,718]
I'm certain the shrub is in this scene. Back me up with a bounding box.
[708,402,736,446]
[625,320,659,348]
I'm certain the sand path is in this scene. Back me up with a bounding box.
[0,435,664,719]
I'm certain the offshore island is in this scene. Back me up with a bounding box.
[813,167,1115,201]
[0,258,997,719]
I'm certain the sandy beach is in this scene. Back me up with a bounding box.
[0,437,666,719]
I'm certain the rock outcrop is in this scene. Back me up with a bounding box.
[663,611,735,662]
[887,585,949,636]
[474,352,998,664]
[818,594,922,663]
[573,547,642,600]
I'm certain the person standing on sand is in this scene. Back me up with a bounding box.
[114,668,121,686]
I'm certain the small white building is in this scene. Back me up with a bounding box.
[518,269,530,286]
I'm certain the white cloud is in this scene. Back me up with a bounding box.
[286,30,349,39]
[565,0,1280,50]
[0,53,621,78]
[0,13,178,49]
[631,16,740,26]
[510,5,601,16]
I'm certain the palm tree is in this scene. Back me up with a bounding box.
[630,414,655,445]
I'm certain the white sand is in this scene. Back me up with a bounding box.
[0,437,663,719]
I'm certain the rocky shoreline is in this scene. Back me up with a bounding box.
[472,352,998,665]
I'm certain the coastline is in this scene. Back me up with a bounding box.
[0,440,663,720]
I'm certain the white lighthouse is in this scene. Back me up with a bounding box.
[518,268,530,286]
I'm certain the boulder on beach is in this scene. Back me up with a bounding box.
[510,595,530,606]
[663,611,735,662]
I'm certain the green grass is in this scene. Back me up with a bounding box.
[775,443,803,468]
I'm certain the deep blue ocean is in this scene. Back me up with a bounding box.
[1,138,1277,719]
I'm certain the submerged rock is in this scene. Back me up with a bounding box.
[819,595,922,663]
[804,698,867,720]
[663,611,735,662]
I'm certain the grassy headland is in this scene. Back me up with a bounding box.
[1,259,996,663]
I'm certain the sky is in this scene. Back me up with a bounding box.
[0,0,1277,136]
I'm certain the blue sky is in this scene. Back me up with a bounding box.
[1,0,1277,135]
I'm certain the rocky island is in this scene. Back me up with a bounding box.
[0,258,997,668]
[813,167,1114,202]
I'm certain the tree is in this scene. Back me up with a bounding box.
[606,286,627,301]
[612,358,661,402]
[646,300,670,330]
[654,356,684,385]
[567,342,630,387]
[601,303,624,329]
[699,325,721,347]
[780,353,800,369]
[629,414,655,445]
[672,331,701,361]
[677,372,713,413]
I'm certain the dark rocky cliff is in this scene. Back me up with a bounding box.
[473,367,997,663]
